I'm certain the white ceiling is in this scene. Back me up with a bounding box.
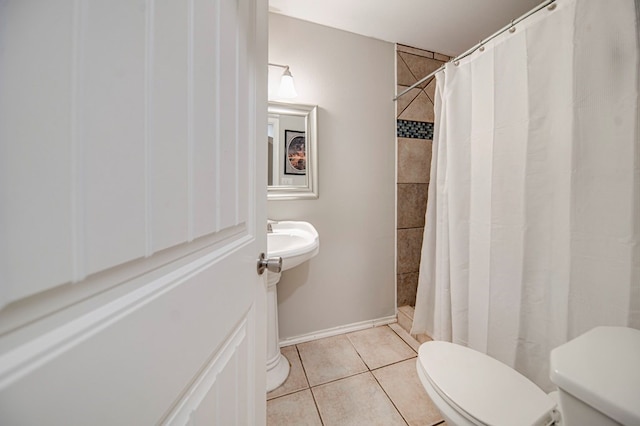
[268,0,542,56]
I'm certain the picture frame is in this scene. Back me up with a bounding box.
[284,130,306,175]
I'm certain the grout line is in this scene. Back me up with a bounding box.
[386,323,420,354]
[388,322,421,354]
[265,386,307,402]
[345,329,374,371]
[308,370,370,389]
[395,86,420,117]
[369,355,417,373]
[309,388,325,425]
[297,345,325,426]
[282,325,430,424]
[398,52,420,88]
[266,390,305,403]
[398,304,415,320]
[346,324,417,372]
[397,44,437,58]
[398,51,438,90]
[424,85,435,104]
[266,348,311,401]
[322,325,415,425]
[396,309,413,330]
[370,369,410,426]
[295,344,311,391]
[396,221,428,231]
[396,54,420,117]
[270,325,443,426]
[396,224,427,233]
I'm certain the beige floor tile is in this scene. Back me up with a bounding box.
[312,372,406,426]
[389,322,420,353]
[398,308,413,332]
[297,334,367,386]
[372,359,443,426]
[398,305,415,319]
[267,345,309,400]
[267,389,322,426]
[347,326,416,370]
[395,307,434,343]
[415,333,432,344]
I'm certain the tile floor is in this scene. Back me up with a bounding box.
[266,323,448,426]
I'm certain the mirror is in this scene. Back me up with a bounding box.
[268,102,318,200]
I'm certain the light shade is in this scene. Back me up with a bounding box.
[277,68,298,99]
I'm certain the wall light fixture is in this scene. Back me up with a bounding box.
[268,63,298,99]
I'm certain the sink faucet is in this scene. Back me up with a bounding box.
[267,219,278,233]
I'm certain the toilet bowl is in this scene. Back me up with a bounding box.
[416,327,640,426]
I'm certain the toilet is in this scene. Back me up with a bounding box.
[416,326,640,426]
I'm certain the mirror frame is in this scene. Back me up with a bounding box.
[268,101,318,200]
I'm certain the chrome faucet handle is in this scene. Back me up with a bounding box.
[267,219,278,233]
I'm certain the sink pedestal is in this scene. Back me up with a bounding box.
[266,271,289,392]
[265,221,319,392]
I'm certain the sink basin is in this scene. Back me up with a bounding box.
[267,221,319,271]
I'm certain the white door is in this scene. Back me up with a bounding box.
[0,0,267,424]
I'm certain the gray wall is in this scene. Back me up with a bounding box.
[268,13,396,340]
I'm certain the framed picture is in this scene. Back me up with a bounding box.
[284,130,306,175]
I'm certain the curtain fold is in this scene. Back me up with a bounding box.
[412,0,640,391]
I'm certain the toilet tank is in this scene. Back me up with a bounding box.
[550,327,640,426]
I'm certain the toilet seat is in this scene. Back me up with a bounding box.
[417,341,557,426]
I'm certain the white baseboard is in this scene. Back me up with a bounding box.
[279,315,398,347]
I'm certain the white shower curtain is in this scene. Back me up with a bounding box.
[412,0,640,391]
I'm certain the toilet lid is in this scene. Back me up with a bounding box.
[418,341,556,426]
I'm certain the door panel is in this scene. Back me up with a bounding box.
[151,0,190,253]
[166,311,252,424]
[1,240,258,424]
[218,0,241,230]
[192,0,221,239]
[82,0,148,276]
[0,0,267,423]
[0,0,76,302]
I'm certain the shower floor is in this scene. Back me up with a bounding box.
[397,305,432,344]
[266,322,446,426]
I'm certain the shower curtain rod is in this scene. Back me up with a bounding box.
[393,0,556,101]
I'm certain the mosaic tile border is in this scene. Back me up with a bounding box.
[397,120,434,140]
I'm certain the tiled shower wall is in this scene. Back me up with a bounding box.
[396,44,450,307]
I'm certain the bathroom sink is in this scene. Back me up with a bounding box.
[267,221,319,271]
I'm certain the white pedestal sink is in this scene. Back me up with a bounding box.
[266,221,319,392]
